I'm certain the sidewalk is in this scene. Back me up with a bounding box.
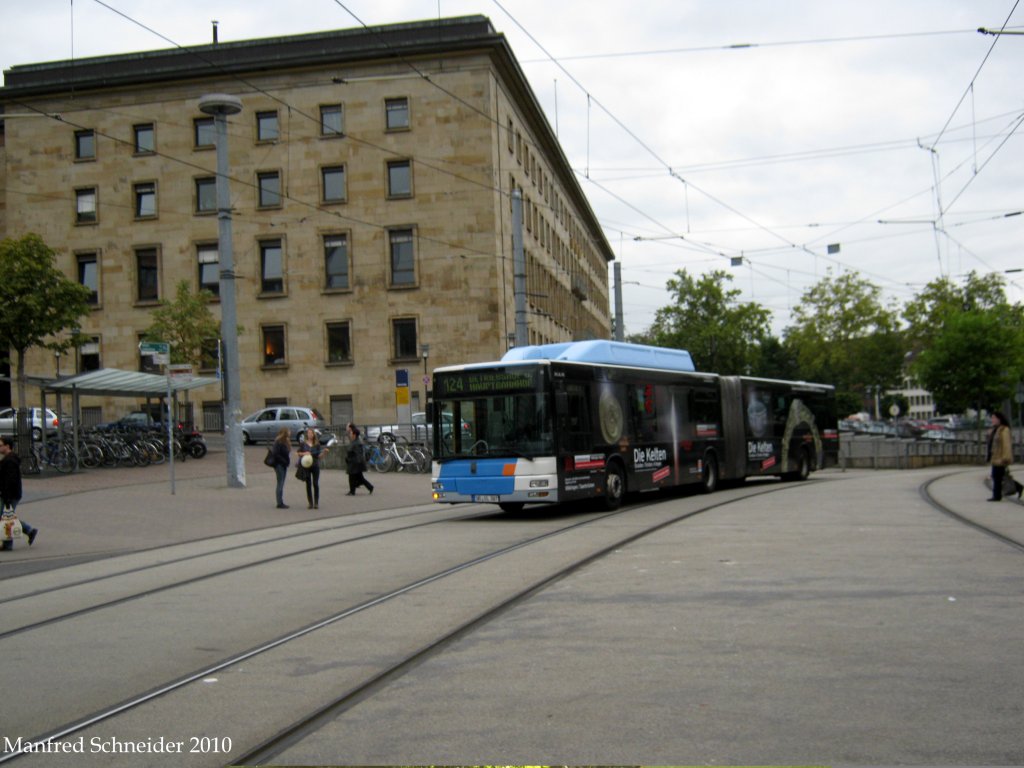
[3,443,433,570]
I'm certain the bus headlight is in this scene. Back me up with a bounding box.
[529,479,550,488]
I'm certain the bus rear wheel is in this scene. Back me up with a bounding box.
[701,454,718,494]
[602,463,625,510]
[786,448,811,481]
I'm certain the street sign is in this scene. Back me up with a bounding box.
[139,341,170,355]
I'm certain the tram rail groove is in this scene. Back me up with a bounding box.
[0,505,497,641]
[920,470,1024,554]
[0,481,806,764]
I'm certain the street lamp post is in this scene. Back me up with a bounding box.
[199,93,245,488]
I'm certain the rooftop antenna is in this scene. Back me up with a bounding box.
[212,20,219,45]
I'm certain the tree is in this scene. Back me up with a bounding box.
[913,308,1024,415]
[783,269,905,410]
[0,233,92,452]
[903,271,1015,351]
[141,281,223,425]
[646,269,772,374]
[142,281,221,367]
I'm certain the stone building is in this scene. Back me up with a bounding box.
[0,16,612,428]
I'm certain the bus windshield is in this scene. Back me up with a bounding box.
[434,367,553,459]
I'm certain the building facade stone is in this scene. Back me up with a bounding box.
[0,16,613,428]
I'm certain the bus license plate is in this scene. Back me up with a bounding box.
[475,494,499,502]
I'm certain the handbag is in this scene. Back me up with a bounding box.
[1002,470,1018,497]
[264,448,275,467]
[295,465,308,481]
[2,510,22,541]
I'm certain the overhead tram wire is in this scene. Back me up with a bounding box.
[520,26,1010,63]
[929,0,1021,151]
[491,0,847,268]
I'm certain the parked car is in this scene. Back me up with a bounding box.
[241,406,326,444]
[0,407,63,441]
[364,412,470,444]
[97,411,164,431]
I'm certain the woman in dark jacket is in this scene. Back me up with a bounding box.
[345,425,374,496]
[0,435,38,548]
[271,427,292,509]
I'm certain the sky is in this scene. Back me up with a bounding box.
[2,0,1023,338]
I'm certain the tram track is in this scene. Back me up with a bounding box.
[0,480,805,765]
[919,469,1024,554]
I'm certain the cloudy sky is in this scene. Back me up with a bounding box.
[3,0,1023,337]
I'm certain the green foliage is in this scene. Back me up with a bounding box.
[903,271,1018,350]
[0,233,92,450]
[647,269,771,374]
[142,281,221,367]
[0,233,93,361]
[783,269,904,404]
[913,309,1024,413]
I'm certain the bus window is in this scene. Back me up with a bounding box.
[564,384,592,452]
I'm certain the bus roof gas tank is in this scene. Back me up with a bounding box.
[502,340,695,373]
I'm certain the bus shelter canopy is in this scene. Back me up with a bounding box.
[45,367,220,397]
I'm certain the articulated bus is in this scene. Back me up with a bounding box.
[429,340,839,511]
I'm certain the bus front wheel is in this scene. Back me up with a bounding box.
[602,463,625,510]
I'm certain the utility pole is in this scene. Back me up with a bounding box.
[512,189,528,348]
[199,93,246,488]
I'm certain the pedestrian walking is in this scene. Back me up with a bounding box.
[270,426,292,509]
[986,410,1021,501]
[0,435,38,549]
[296,428,327,509]
[345,424,374,496]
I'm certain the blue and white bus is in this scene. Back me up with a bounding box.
[430,340,839,511]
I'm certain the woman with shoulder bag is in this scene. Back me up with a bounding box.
[987,411,1021,501]
[296,428,326,509]
[271,427,292,509]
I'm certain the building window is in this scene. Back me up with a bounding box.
[79,336,101,372]
[195,177,216,213]
[197,244,220,297]
[74,130,95,160]
[256,111,279,142]
[320,104,343,137]
[257,171,281,208]
[75,188,97,224]
[322,166,346,203]
[134,123,155,154]
[136,248,159,302]
[389,228,415,287]
[194,117,215,148]
[134,182,157,219]
[262,325,286,367]
[387,160,412,198]
[392,318,418,360]
[326,321,352,364]
[385,97,410,130]
[324,234,349,290]
[77,253,99,305]
[260,240,284,294]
